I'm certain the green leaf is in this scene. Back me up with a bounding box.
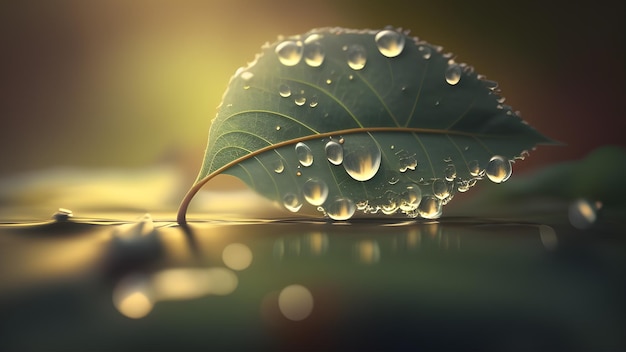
[177,27,553,223]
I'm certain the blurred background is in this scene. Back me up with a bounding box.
[0,0,624,215]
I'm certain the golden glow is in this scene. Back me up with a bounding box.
[151,267,238,300]
[116,291,154,319]
[539,225,558,250]
[355,240,380,264]
[222,243,253,271]
[308,232,328,256]
[278,285,314,321]
[568,199,598,230]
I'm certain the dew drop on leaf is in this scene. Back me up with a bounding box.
[303,36,325,67]
[445,63,462,85]
[279,84,291,98]
[325,140,344,165]
[275,40,303,66]
[294,96,306,106]
[273,159,284,174]
[418,45,431,59]
[309,96,318,108]
[444,165,457,181]
[432,179,451,199]
[417,196,442,219]
[399,185,422,212]
[468,160,482,177]
[375,29,405,58]
[486,155,512,183]
[345,44,367,70]
[303,178,329,206]
[283,193,302,212]
[295,142,313,167]
[342,139,382,181]
[240,71,253,89]
[326,197,356,220]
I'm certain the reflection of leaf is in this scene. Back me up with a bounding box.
[177,27,553,223]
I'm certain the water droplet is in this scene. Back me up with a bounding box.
[303,178,329,206]
[241,71,253,89]
[418,45,432,59]
[279,84,292,98]
[397,151,417,172]
[283,193,302,212]
[417,196,442,219]
[309,96,318,108]
[327,198,356,221]
[388,174,400,185]
[303,39,325,67]
[468,160,482,177]
[356,200,369,211]
[52,208,73,222]
[345,44,367,70]
[390,145,395,150]
[294,96,306,106]
[432,179,451,199]
[275,126,281,131]
[338,137,344,144]
[375,29,405,58]
[295,142,313,167]
[381,198,399,215]
[275,40,303,66]
[325,78,332,85]
[348,74,354,81]
[444,165,457,181]
[457,181,470,193]
[325,140,344,165]
[273,159,284,174]
[399,186,422,212]
[486,155,512,183]
[445,64,462,85]
[296,171,302,177]
[342,140,382,181]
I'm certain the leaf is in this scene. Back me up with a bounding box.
[177,27,554,224]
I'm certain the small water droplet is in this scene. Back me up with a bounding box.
[417,196,442,219]
[273,159,284,174]
[295,142,313,167]
[275,126,281,131]
[486,155,512,183]
[375,29,405,58]
[275,40,303,66]
[241,71,253,89]
[381,198,399,215]
[296,171,302,176]
[348,74,354,81]
[388,174,400,185]
[390,145,395,150]
[342,139,381,181]
[294,96,306,106]
[468,160,482,177]
[303,178,329,206]
[356,200,369,211]
[397,151,417,173]
[432,179,451,199]
[325,140,344,165]
[345,44,367,70]
[399,185,422,212]
[279,84,292,98]
[327,198,356,221]
[457,182,470,193]
[444,165,457,181]
[418,45,432,59]
[309,96,318,108]
[52,208,73,222]
[338,137,344,144]
[303,37,325,67]
[325,78,332,85]
[464,146,469,151]
[283,193,302,212]
[445,64,462,85]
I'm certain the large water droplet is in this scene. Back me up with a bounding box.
[375,29,405,58]
[273,159,284,174]
[342,139,382,181]
[399,185,422,212]
[345,44,367,70]
[303,37,325,67]
[325,140,344,165]
[417,196,442,219]
[283,193,302,212]
[295,142,313,167]
[445,64,462,85]
[432,179,451,200]
[303,178,329,206]
[327,198,356,221]
[279,84,292,98]
[275,40,303,66]
[486,155,512,183]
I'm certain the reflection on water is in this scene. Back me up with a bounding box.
[0,214,624,351]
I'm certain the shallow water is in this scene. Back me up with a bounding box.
[1,210,624,351]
